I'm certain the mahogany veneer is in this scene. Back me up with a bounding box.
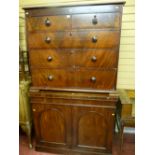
[24,2,125,154]
[29,49,118,68]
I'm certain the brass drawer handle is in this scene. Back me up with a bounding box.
[45,18,51,26]
[91,76,96,82]
[47,56,53,61]
[92,36,97,43]
[112,113,115,116]
[92,15,98,25]
[32,109,36,112]
[48,75,53,81]
[45,37,51,43]
[91,56,97,62]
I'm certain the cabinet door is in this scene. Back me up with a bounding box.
[32,103,72,148]
[72,106,115,153]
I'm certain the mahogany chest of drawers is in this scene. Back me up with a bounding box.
[24,2,124,154]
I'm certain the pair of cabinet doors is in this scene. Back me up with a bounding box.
[32,100,116,153]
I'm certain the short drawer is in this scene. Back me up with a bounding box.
[72,13,120,29]
[29,49,118,68]
[27,15,71,32]
[31,68,116,90]
[28,30,120,49]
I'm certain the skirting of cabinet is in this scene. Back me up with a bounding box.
[35,144,112,155]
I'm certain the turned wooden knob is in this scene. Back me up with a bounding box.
[48,75,53,81]
[45,37,51,43]
[47,56,53,61]
[92,15,98,25]
[92,36,97,43]
[91,76,96,82]
[45,18,51,26]
[91,56,97,62]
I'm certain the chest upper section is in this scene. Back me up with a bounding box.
[24,4,123,91]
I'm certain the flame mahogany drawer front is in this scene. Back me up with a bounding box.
[29,49,118,68]
[27,12,120,32]
[31,69,117,90]
[28,30,120,49]
[27,15,71,32]
[72,13,121,29]
[24,3,124,154]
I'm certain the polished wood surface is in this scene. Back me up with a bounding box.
[24,4,122,16]
[28,30,120,49]
[72,106,115,153]
[72,13,120,29]
[32,103,72,147]
[24,3,124,154]
[31,69,117,90]
[27,15,71,32]
[27,13,120,32]
[30,90,118,154]
[29,49,118,68]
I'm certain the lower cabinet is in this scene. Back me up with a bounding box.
[31,92,117,154]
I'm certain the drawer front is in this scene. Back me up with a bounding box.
[29,49,70,68]
[27,15,71,32]
[28,31,120,49]
[31,69,116,90]
[72,13,120,29]
[29,49,118,68]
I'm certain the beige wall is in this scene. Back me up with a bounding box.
[19,0,135,89]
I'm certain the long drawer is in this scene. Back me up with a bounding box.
[29,49,118,68]
[31,69,116,90]
[28,30,120,49]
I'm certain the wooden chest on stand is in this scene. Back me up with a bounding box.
[24,1,125,154]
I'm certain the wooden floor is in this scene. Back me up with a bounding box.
[19,130,135,155]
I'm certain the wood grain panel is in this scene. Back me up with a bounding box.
[72,13,120,29]
[29,49,118,68]
[23,4,122,16]
[19,0,135,89]
[30,89,118,153]
[72,106,115,152]
[28,30,120,49]
[27,15,71,32]
[32,103,72,146]
[31,68,117,90]
[40,109,65,142]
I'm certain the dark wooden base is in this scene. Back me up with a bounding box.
[36,144,112,155]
